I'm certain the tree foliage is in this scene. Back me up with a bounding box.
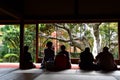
[39,22,118,58]
[0,25,20,57]
[0,25,36,60]
[0,22,118,60]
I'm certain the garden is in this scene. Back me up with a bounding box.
[0,22,118,62]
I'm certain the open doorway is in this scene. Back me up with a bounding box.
[0,22,119,65]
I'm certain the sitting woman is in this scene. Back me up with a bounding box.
[54,45,71,70]
[23,46,36,69]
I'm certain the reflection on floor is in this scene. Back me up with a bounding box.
[0,63,120,80]
[0,63,79,69]
[0,68,120,80]
[0,63,40,68]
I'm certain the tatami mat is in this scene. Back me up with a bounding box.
[0,66,120,80]
[35,74,116,80]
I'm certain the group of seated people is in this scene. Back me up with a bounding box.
[23,41,118,71]
[79,47,118,71]
[41,41,71,71]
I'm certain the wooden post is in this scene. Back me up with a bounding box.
[19,20,24,69]
[36,23,39,63]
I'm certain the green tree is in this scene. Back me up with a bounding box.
[0,25,20,57]
[39,23,118,58]
[0,25,36,61]
[24,24,36,61]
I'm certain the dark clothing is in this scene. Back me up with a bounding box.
[56,50,71,69]
[58,50,70,62]
[79,50,96,70]
[96,51,117,70]
[80,51,94,64]
[44,48,55,61]
[41,47,55,69]
[55,54,70,70]
[23,51,36,69]
[24,52,32,63]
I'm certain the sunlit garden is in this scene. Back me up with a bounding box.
[0,22,118,62]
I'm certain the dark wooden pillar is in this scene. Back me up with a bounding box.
[19,20,24,69]
[36,23,39,62]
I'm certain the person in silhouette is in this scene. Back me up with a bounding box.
[58,45,71,63]
[23,46,36,69]
[54,45,71,70]
[79,47,96,70]
[95,46,117,71]
[41,41,55,69]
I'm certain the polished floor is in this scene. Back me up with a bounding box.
[0,63,79,69]
[0,63,120,80]
[0,68,120,80]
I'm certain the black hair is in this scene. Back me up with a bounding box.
[61,45,66,50]
[46,41,53,47]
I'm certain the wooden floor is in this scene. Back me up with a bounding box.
[0,63,40,68]
[0,63,79,69]
[0,63,120,80]
[0,67,120,80]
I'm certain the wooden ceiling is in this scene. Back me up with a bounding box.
[0,0,120,23]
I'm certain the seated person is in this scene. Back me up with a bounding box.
[79,47,97,70]
[23,46,36,69]
[41,41,55,69]
[54,45,71,70]
[95,47,117,71]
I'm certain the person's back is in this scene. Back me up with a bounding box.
[55,45,71,70]
[79,47,95,70]
[24,46,36,69]
[24,51,32,62]
[54,54,68,70]
[96,47,117,70]
[58,45,71,62]
[80,51,94,65]
[41,41,55,69]
[44,47,54,61]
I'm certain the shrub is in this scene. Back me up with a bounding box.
[3,53,19,62]
[70,53,80,58]
[0,59,3,62]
